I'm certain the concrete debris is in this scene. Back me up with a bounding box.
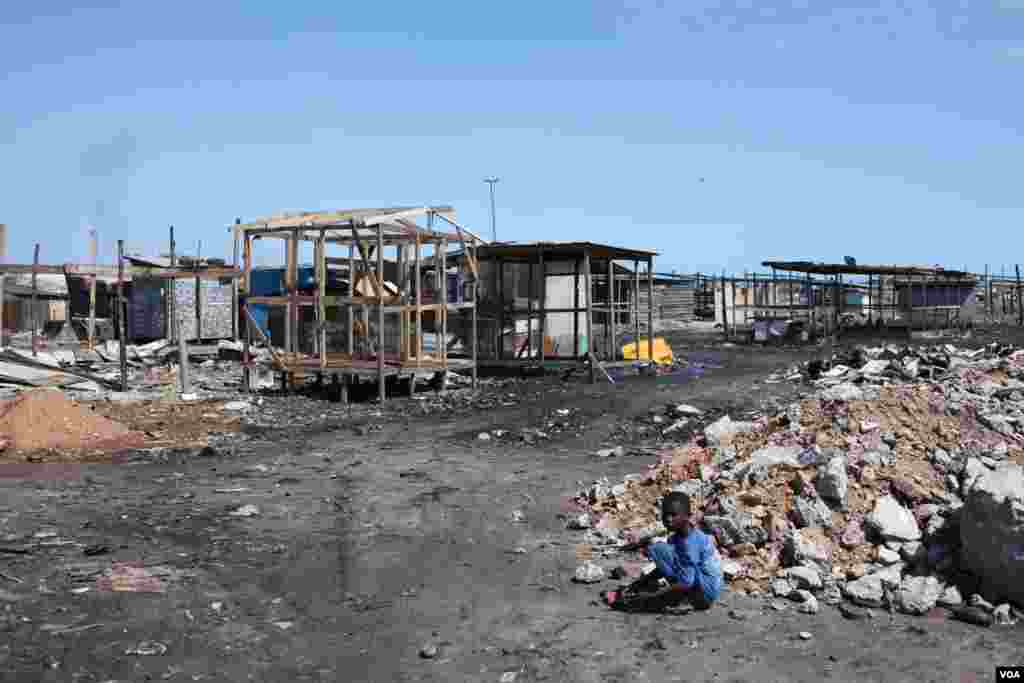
[843,575,885,607]
[816,455,849,507]
[573,561,606,584]
[568,341,1024,621]
[783,566,823,590]
[567,513,592,530]
[228,504,260,518]
[867,496,921,542]
[897,575,944,615]
[937,585,963,607]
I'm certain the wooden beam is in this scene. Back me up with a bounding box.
[117,241,127,391]
[647,257,654,363]
[31,244,39,357]
[573,258,580,359]
[608,257,615,362]
[243,304,285,368]
[539,245,546,363]
[415,231,422,367]
[440,238,447,369]
[348,242,355,356]
[432,211,488,244]
[471,240,478,389]
[319,230,327,369]
[349,223,382,298]
[584,248,594,383]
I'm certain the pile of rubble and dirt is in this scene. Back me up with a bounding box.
[0,388,146,458]
[568,342,1024,625]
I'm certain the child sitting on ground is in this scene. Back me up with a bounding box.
[608,491,723,611]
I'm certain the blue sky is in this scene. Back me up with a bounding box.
[3,1,1024,275]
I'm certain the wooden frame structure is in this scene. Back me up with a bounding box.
[0,238,241,390]
[712,260,983,342]
[449,241,658,383]
[235,206,483,402]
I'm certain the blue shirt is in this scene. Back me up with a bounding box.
[668,528,724,602]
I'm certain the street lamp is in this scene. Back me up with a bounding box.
[483,177,499,242]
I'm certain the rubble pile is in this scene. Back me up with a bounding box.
[570,342,1024,621]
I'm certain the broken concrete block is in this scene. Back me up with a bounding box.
[573,561,606,584]
[784,566,823,590]
[816,455,848,508]
[866,495,921,542]
[897,575,944,615]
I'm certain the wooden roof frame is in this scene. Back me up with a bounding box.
[763,260,974,279]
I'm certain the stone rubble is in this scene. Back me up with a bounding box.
[569,342,1024,623]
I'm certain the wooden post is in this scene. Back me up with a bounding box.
[573,258,580,358]
[318,230,327,369]
[168,226,175,343]
[807,274,814,338]
[608,257,616,362]
[232,218,240,341]
[348,242,355,356]
[498,258,505,360]
[526,259,533,359]
[376,222,385,402]
[0,224,5,347]
[539,245,547,363]
[633,260,640,351]
[440,238,447,369]
[117,240,127,391]
[88,231,97,350]
[242,233,251,392]
[646,256,654,363]
[730,273,737,338]
[415,233,422,366]
[1017,265,1023,326]
[286,229,299,358]
[31,244,39,356]
[584,248,594,383]
[471,240,478,388]
[720,274,728,339]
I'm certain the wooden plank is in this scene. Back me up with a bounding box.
[432,211,488,245]
[243,305,286,368]
[349,224,382,298]
[232,219,240,340]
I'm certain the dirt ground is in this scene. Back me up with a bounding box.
[0,336,1022,682]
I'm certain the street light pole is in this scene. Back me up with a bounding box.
[484,177,499,242]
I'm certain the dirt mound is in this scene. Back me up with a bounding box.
[0,389,146,454]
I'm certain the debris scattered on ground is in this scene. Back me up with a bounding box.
[228,504,261,518]
[569,342,1024,622]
